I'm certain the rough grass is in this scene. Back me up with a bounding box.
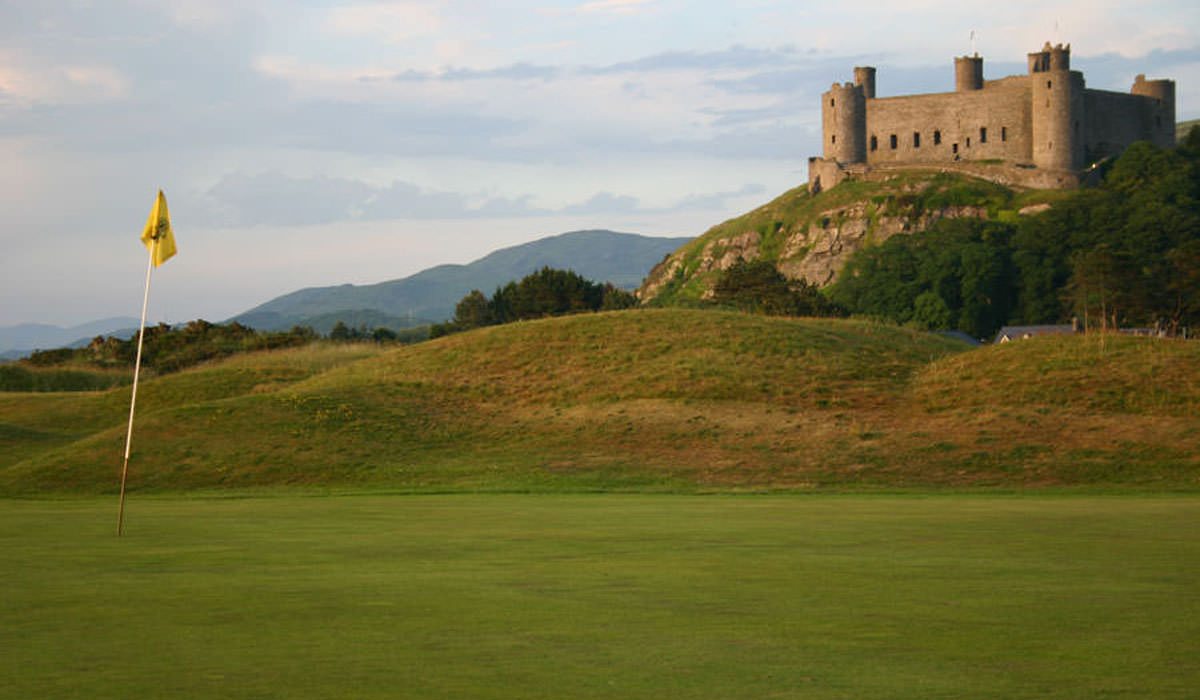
[0,364,130,392]
[1,494,1197,700]
[2,309,1197,495]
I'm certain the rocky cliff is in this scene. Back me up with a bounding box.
[639,171,1065,304]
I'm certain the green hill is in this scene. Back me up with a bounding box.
[2,309,1196,495]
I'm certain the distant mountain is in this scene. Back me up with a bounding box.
[0,317,140,356]
[231,230,693,330]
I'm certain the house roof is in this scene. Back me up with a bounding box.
[993,325,1075,343]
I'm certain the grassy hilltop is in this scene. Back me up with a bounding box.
[3,308,1197,495]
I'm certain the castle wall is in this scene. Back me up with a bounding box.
[864,77,1032,166]
[1084,89,1160,162]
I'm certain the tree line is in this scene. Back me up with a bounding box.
[22,318,425,375]
[432,267,637,337]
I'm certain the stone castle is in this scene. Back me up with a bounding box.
[808,43,1176,191]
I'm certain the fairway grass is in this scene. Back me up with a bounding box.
[2,494,1197,699]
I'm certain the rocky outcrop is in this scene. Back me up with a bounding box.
[638,172,1030,305]
[778,204,987,286]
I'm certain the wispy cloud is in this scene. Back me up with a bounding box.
[202,171,769,226]
[575,0,656,15]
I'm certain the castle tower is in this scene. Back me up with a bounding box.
[1131,74,1176,148]
[954,54,984,91]
[1030,43,1084,170]
[853,66,876,99]
[821,82,867,164]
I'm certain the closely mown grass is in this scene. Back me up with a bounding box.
[1,494,1197,700]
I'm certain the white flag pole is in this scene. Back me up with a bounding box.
[118,239,156,536]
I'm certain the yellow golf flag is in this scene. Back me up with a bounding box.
[140,190,177,267]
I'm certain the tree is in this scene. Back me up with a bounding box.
[912,291,953,330]
[712,259,842,317]
[454,290,494,329]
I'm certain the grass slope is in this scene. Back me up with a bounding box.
[2,309,1196,494]
[2,494,1198,699]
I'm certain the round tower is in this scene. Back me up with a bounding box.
[1048,44,1070,71]
[954,55,984,91]
[1030,43,1084,170]
[1131,74,1176,148]
[821,82,866,164]
[853,66,876,99]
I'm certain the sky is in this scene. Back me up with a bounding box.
[2,1,1197,327]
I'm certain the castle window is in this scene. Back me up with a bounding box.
[913,132,920,148]
[890,134,897,149]
[933,130,942,145]
[1157,115,1163,128]
[1002,126,1007,142]
[952,143,959,154]
[830,98,835,107]
[832,135,836,144]
[870,135,878,151]
[980,127,987,144]
[966,137,971,147]
[1047,80,1052,89]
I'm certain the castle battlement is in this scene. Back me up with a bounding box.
[808,43,1176,192]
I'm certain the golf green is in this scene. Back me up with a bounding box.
[2,494,1197,698]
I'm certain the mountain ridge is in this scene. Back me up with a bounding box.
[232,229,692,330]
[0,317,140,357]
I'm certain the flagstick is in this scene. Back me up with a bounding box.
[118,240,156,537]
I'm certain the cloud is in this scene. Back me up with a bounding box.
[587,46,807,75]
[576,0,656,15]
[390,63,561,82]
[205,171,375,226]
[561,191,641,215]
[668,183,767,211]
[201,170,772,227]
[327,2,444,42]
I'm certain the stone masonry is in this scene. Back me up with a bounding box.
[808,43,1176,192]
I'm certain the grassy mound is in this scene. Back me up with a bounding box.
[2,309,1196,494]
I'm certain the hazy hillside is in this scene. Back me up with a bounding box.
[233,230,692,330]
[3,309,1196,495]
[0,317,139,356]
